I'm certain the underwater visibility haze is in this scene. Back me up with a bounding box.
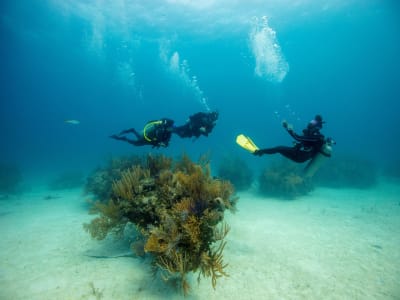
[1,0,400,299]
[1,0,400,178]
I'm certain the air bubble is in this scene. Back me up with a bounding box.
[249,16,289,82]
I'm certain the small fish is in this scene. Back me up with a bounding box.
[43,195,61,200]
[65,119,80,125]
[371,244,383,250]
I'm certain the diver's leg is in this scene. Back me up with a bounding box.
[109,135,130,142]
[274,147,311,163]
[119,128,142,139]
[113,128,142,141]
[109,134,144,146]
[126,139,146,146]
[130,128,142,139]
[258,147,281,155]
[257,146,291,156]
[258,146,306,163]
[118,128,138,136]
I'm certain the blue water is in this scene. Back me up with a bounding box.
[1,0,400,181]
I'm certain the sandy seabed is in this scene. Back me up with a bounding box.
[0,181,399,300]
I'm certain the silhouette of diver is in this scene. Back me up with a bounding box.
[254,115,335,163]
[110,118,175,148]
[174,111,219,139]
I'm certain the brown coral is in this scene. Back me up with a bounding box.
[144,233,169,253]
[198,240,229,289]
[84,154,237,296]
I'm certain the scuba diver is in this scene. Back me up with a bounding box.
[236,115,335,177]
[254,115,329,162]
[174,111,219,139]
[109,118,175,148]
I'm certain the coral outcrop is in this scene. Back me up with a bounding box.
[259,160,313,199]
[217,155,254,191]
[84,154,238,295]
[314,155,377,189]
[84,155,144,202]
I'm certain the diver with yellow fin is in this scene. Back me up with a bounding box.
[110,118,175,148]
[236,115,335,177]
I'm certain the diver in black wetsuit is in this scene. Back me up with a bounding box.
[109,118,175,148]
[254,115,334,162]
[174,111,219,139]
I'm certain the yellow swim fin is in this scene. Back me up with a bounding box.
[236,134,259,153]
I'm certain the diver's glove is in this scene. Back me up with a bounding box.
[282,120,293,131]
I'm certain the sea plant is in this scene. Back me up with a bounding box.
[258,159,313,199]
[84,154,238,295]
[217,155,253,191]
[314,155,377,188]
[84,155,144,202]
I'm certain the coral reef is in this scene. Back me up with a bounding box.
[258,160,313,199]
[84,155,144,202]
[217,155,254,191]
[314,155,377,189]
[84,154,238,295]
[0,162,22,194]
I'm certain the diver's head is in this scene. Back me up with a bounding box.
[162,118,174,127]
[308,115,324,130]
[210,111,219,122]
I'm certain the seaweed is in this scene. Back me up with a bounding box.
[84,155,145,202]
[314,155,377,189]
[84,154,238,296]
[83,199,125,240]
[258,160,313,199]
[217,155,254,191]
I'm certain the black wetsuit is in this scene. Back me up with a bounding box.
[256,127,325,163]
[174,112,218,138]
[110,119,174,148]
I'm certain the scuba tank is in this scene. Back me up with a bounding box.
[304,138,335,178]
[143,120,163,142]
[143,118,174,147]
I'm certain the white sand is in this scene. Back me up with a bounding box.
[0,182,399,300]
